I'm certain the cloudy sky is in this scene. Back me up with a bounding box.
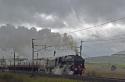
[0,0,125,58]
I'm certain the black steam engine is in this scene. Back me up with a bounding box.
[1,55,85,76]
[46,55,85,75]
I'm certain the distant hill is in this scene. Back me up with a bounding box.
[86,51,125,64]
[112,51,125,56]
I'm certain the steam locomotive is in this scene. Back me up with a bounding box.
[46,55,85,75]
[6,55,85,76]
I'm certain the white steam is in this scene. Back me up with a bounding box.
[0,24,76,59]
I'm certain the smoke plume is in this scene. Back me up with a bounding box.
[0,24,76,59]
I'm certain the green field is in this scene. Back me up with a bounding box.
[85,55,125,78]
[85,63,125,79]
[0,73,84,82]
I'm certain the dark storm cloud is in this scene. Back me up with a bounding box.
[71,0,125,23]
[0,0,72,27]
[0,0,125,57]
[0,0,125,27]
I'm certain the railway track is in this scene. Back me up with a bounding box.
[12,71,125,82]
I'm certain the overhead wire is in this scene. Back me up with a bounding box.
[68,16,125,34]
[82,37,125,43]
[64,16,125,43]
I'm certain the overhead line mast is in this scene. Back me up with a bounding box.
[80,40,84,56]
[32,39,35,65]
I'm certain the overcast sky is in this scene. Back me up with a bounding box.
[0,0,125,57]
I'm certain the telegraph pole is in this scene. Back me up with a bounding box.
[31,39,53,68]
[32,39,35,65]
[2,56,4,66]
[2,56,6,67]
[54,50,56,56]
[9,60,11,66]
[36,52,38,65]
[13,49,15,72]
[2,56,5,72]
[31,39,35,74]
[80,40,84,56]
[37,52,38,61]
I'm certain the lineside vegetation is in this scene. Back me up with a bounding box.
[0,73,83,82]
